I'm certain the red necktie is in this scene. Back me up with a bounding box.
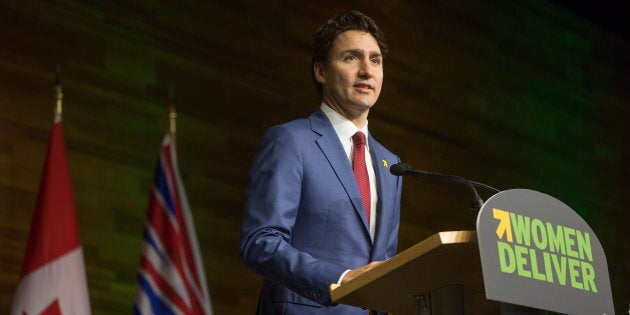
[352,131,371,224]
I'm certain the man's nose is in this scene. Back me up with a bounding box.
[358,58,373,78]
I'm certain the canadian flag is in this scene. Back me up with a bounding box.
[10,114,91,315]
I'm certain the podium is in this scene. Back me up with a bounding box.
[330,189,614,315]
[330,231,499,315]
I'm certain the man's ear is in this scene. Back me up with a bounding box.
[314,62,326,84]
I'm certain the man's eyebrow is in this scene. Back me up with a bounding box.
[340,49,382,57]
[370,51,383,58]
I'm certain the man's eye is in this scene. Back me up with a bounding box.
[344,55,357,62]
[371,58,381,65]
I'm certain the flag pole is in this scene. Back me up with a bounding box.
[168,87,176,138]
[54,67,63,118]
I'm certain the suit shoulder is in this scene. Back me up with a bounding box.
[261,117,312,142]
[275,117,311,132]
[370,137,399,160]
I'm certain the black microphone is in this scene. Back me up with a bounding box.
[390,162,499,211]
[390,162,411,176]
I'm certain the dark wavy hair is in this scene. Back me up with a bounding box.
[311,10,389,96]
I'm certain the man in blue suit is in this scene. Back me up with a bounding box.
[241,10,402,314]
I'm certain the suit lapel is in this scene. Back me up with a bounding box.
[310,110,371,237]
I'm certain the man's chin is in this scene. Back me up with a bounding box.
[352,99,377,110]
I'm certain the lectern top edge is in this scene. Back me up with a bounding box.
[330,230,477,302]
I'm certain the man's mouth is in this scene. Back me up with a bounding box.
[354,83,373,92]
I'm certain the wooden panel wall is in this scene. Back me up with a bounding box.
[0,1,627,314]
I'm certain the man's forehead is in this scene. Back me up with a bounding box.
[331,30,381,53]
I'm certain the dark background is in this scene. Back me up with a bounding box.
[551,1,629,41]
[0,1,627,314]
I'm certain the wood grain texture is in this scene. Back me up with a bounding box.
[0,1,627,314]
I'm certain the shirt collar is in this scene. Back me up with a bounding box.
[320,103,369,146]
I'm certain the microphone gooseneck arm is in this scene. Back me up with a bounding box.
[390,162,498,211]
[469,180,501,194]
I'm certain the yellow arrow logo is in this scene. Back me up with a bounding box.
[493,208,513,242]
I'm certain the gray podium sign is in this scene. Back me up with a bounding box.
[476,189,614,314]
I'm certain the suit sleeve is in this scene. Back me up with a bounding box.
[240,125,347,306]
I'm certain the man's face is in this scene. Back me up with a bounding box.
[315,30,383,117]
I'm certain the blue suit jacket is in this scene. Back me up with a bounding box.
[241,109,402,314]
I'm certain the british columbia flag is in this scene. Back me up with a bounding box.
[134,133,213,315]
